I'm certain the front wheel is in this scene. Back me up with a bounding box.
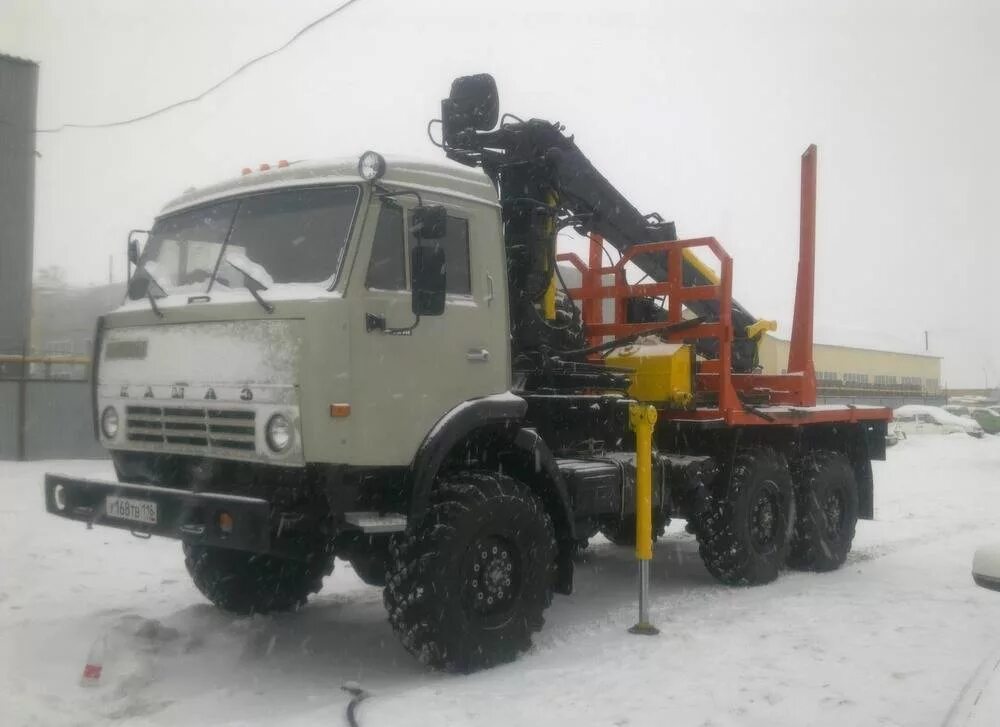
[183,544,332,615]
[383,471,557,672]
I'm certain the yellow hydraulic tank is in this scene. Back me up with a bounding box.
[606,341,694,407]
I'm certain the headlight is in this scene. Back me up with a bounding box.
[101,406,119,439]
[265,413,293,452]
[358,150,386,181]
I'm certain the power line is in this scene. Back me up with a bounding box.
[34,0,364,134]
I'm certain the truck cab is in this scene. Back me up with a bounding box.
[101,155,510,476]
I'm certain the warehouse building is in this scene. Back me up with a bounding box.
[758,330,942,403]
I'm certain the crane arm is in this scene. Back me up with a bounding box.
[437,74,771,371]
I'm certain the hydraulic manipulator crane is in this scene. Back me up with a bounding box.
[434,73,775,377]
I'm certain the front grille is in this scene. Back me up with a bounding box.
[125,405,256,452]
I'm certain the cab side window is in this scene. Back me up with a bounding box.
[441,217,472,295]
[409,214,471,295]
[366,202,406,290]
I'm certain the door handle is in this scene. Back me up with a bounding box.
[466,348,490,362]
[485,274,495,306]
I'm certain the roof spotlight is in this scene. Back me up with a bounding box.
[358,150,386,181]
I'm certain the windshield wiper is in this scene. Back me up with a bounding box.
[224,254,275,314]
[245,283,274,314]
[136,262,168,318]
[146,289,163,318]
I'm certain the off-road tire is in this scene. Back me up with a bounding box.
[787,451,859,571]
[383,471,557,672]
[695,448,795,585]
[183,543,332,615]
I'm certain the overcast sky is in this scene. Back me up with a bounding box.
[1,0,997,386]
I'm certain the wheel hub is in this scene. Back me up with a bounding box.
[750,482,782,552]
[465,535,518,616]
[822,490,845,538]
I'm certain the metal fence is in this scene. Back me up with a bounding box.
[817,393,946,409]
[0,355,106,460]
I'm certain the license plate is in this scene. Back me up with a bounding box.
[105,495,158,525]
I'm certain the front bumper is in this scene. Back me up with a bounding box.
[44,473,271,553]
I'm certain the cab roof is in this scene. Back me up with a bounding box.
[159,154,499,217]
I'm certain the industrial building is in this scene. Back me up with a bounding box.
[758,331,942,401]
[0,53,37,361]
[0,52,107,460]
[28,281,124,377]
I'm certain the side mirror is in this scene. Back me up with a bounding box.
[127,275,149,300]
[973,545,1000,592]
[411,245,446,317]
[412,205,447,240]
[441,73,499,146]
[127,229,148,265]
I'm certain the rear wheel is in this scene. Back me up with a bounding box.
[695,448,794,585]
[787,451,858,571]
[183,544,332,615]
[383,471,557,672]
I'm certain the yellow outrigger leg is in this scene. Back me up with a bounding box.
[628,403,659,636]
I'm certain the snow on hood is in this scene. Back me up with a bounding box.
[100,319,302,392]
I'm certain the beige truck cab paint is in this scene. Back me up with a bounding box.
[96,156,510,469]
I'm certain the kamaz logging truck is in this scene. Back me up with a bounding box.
[45,74,891,672]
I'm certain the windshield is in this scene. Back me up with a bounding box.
[127,185,360,300]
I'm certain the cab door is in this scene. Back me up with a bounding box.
[346,196,509,466]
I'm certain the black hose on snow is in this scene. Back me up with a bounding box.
[342,683,370,727]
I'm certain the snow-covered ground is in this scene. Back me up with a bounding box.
[3,435,1000,726]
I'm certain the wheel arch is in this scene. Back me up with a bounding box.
[406,395,577,595]
[406,393,528,526]
[796,422,876,520]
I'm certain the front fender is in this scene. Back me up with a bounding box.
[406,393,527,526]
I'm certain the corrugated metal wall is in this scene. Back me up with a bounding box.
[0,380,106,460]
[0,55,105,460]
[0,54,38,362]
[25,381,105,459]
[0,381,18,459]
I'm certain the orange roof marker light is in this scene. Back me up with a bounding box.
[241,167,252,175]
[277,159,289,168]
[330,403,351,418]
[259,163,271,172]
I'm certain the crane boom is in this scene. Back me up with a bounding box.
[437,74,769,372]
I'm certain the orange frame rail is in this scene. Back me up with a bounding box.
[556,145,891,427]
[558,235,740,417]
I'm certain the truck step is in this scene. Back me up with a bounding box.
[344,511,408,534]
